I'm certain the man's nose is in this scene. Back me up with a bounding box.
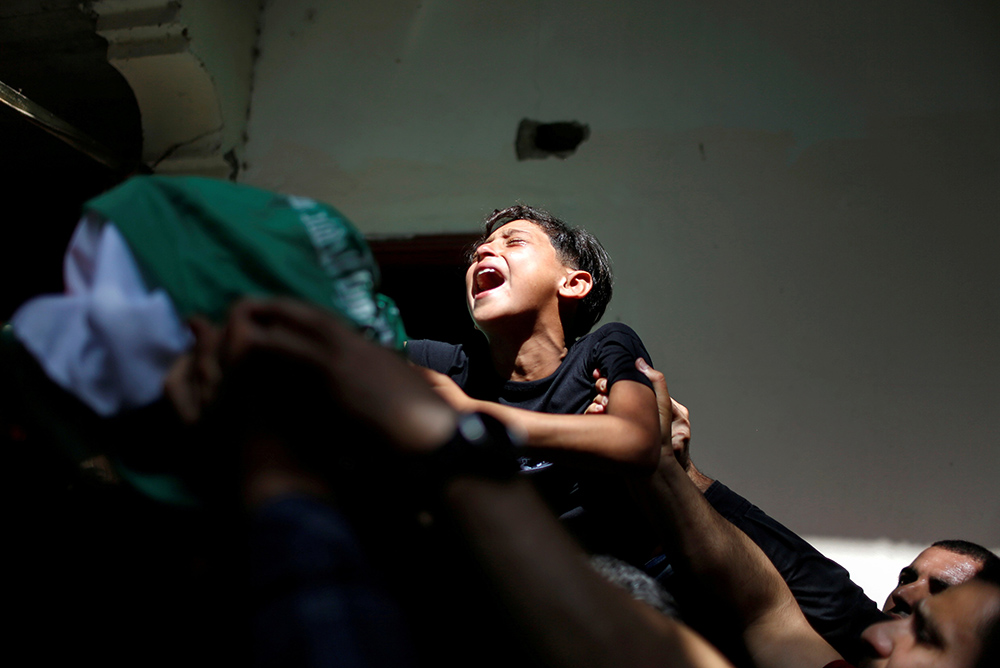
[890,581,925,615]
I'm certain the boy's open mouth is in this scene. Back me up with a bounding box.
[474,267,505,296]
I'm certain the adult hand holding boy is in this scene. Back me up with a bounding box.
[588,359,715,490]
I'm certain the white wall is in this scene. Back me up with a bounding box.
[241,0,1000,556]
[806,538,926,606]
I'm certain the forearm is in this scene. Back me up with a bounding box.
[468,400,659,468]
[642,456,787,619]
[687,460,716,493]
[635,456,840,668]
[441,474,733,668]
[703,480,885,663]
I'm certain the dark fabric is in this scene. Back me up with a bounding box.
[250,495,417,668]
[704,480,888,664]
[406,322,652,413]
[407,322,656,561]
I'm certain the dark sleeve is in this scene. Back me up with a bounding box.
[250,496,417,668]
[404,339,465,375]
[404,339,477,392]
[592,323,654,391]
[704,481,888,664]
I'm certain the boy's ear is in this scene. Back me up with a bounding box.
[559,270,593,301]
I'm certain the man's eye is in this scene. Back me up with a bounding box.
[928,580,949,595]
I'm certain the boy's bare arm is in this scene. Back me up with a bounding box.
[419,369,660,470]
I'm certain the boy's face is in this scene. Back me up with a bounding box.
[466,220,575,331]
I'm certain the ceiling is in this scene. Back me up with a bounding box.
[0,0,141,164]
[0,0,142,318]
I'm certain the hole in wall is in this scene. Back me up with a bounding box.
[515,119,590,160]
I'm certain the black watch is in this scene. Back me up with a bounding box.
[427,412,522,480]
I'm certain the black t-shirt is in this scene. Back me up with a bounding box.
[405,322,652,412]
[406,322,656,560]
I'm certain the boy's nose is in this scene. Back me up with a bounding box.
[475,241,499,259]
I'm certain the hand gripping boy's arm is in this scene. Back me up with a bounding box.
[418,368,660,471]
[634,441,843,668]
[589,359,847,668]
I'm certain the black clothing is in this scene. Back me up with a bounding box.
[405,322,652,413]
[408,327,887,660]
[406,323,656,560]
[705,480,888,664]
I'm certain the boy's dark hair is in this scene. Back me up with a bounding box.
[470,204,613,340]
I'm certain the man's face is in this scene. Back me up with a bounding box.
[863,579,1000,668]
[883,547,982,619]
[465,220,575,332]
